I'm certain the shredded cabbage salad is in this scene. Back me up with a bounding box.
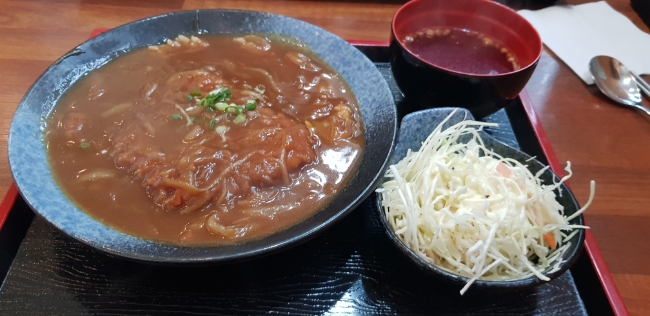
[376,110,595,295]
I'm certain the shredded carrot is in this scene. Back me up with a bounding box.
[543,233,556,249]
[496,162,512,178]
[171,190,183,207]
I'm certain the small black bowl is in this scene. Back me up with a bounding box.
[390,0,543,119]
[376,108,585,291]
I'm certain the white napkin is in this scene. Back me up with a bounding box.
[518,1,650,85]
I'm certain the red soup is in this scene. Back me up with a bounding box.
[404,28,519,75]
[44,34,364,246]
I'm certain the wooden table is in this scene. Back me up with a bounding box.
[0,0,648,314]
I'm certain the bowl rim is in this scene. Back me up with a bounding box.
[8,9,398,263]
[390,0,543,78]
[375,107,585,289]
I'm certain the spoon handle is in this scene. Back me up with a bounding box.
[632,72,650,99]
[632,103,650,117]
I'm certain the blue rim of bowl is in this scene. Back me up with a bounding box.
[8,9,398,263]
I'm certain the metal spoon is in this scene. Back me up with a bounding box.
[589,55,650,117]
[631,71,650,99]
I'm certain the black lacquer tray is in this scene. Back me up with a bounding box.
[0,42,617,315]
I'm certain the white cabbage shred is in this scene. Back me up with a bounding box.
[376,110,595,295]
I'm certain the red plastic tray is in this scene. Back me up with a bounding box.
[0,28,628,316]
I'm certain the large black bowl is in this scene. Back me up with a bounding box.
[8,10,397,263]
[376,108,585,290]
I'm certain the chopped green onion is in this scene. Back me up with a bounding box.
[215,102,228,111]
[195,87,259,124]
[205,104,217,112]
[233,114,246,125]
[80,142,91,149]
[190,90,202,97]
[186,95,193,101]
[172,114,182,120]
[199,87,232,110]
[245,100,257,111]
[209,87,231,102]
[215,125,228,134]
[225,106,241,119]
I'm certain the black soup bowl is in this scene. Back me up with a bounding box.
[8,10,397,264]
[390,0,543,118]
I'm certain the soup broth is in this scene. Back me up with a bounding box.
[45,35,364,245]
[404,28,519,75]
